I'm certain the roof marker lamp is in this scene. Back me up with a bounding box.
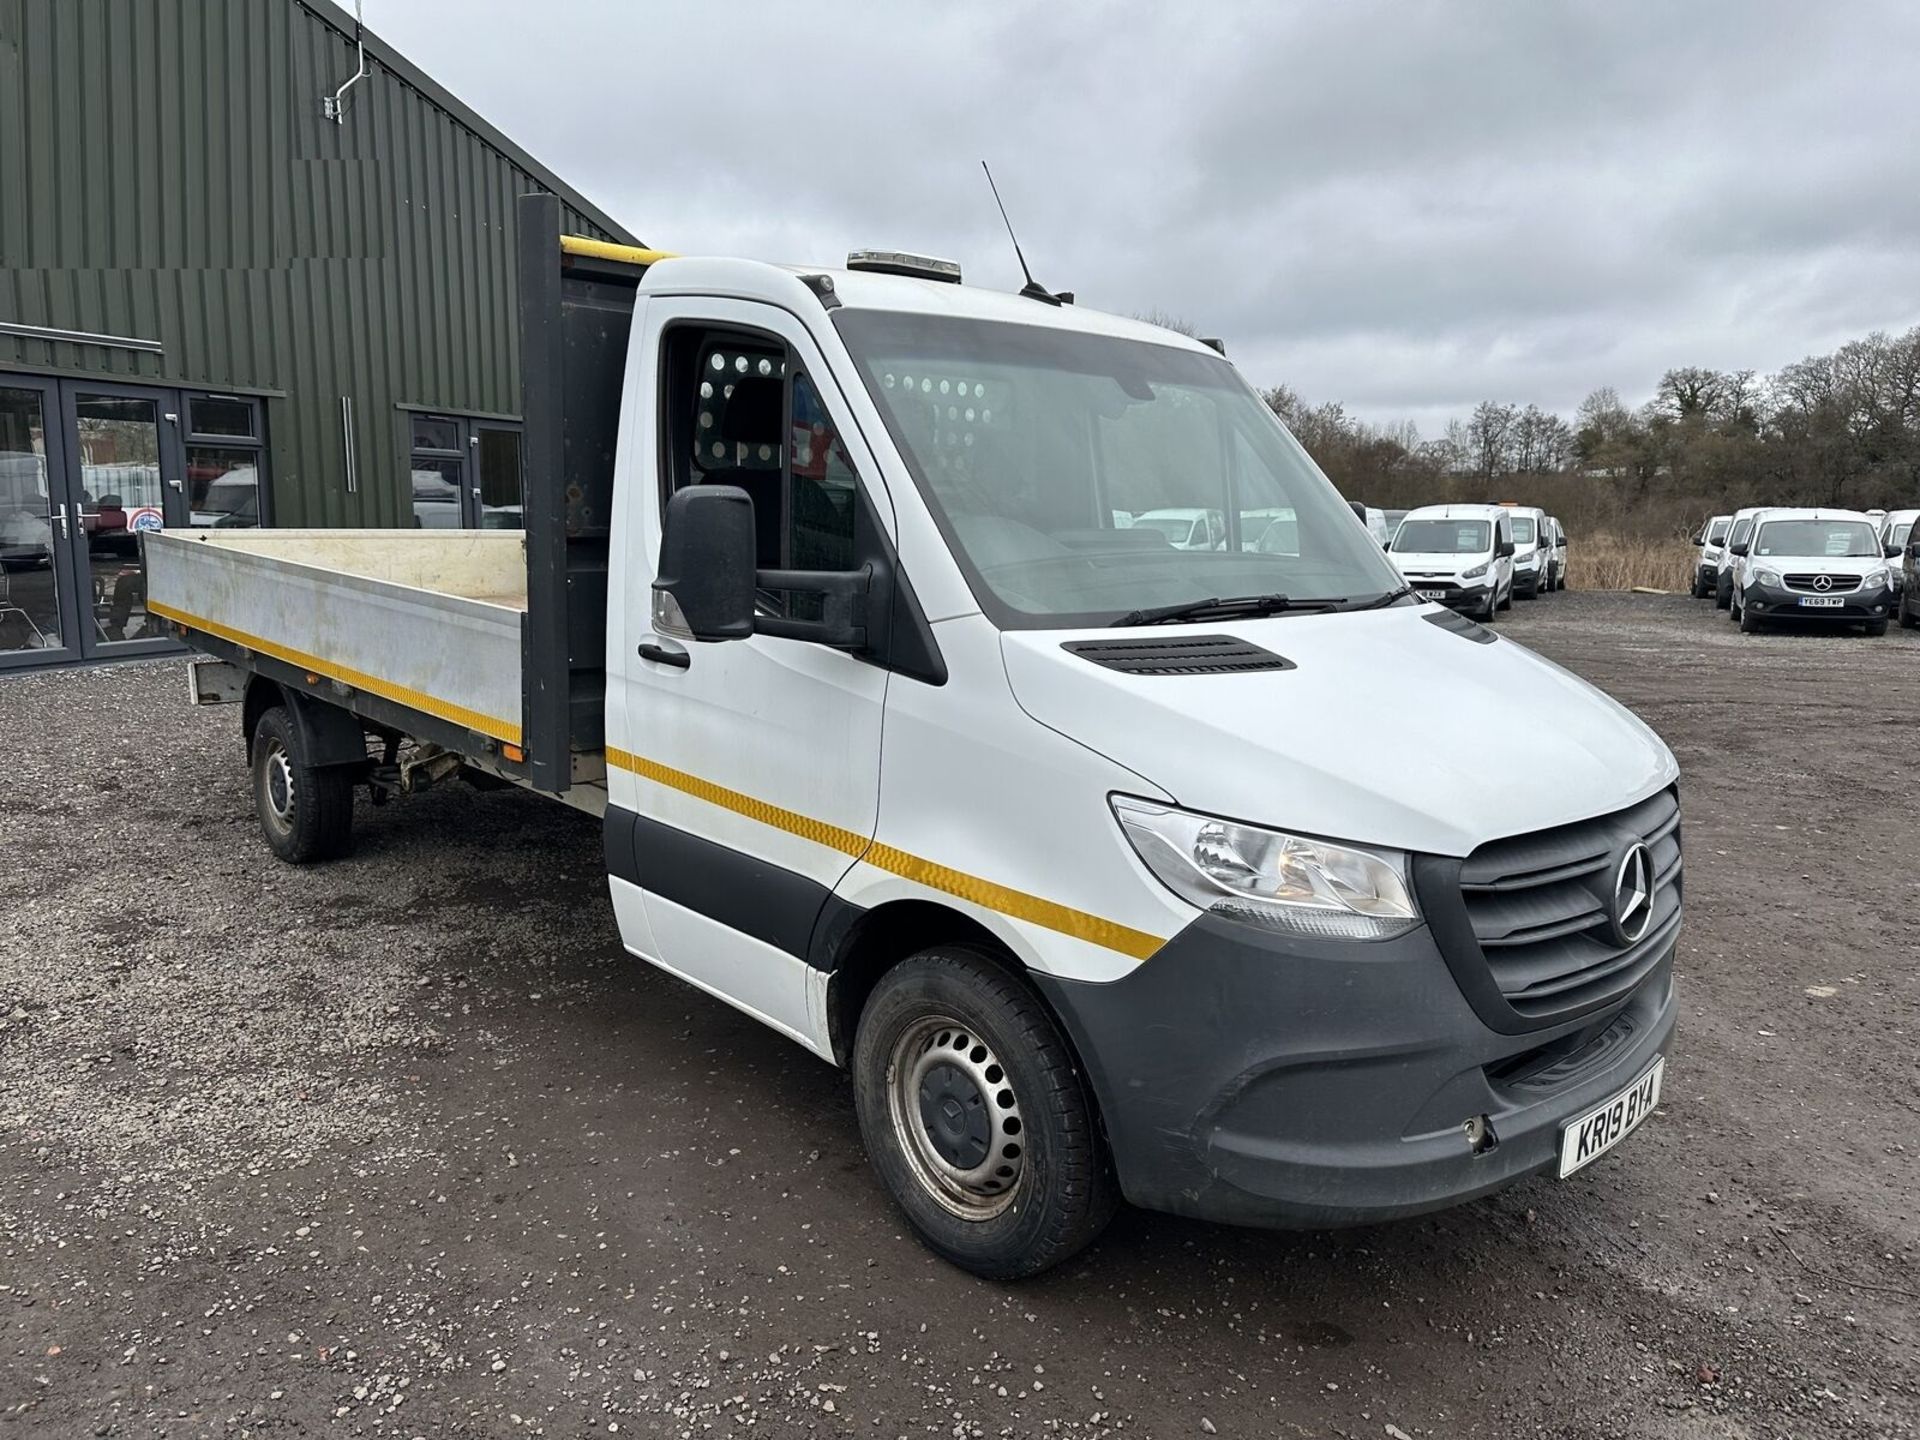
[1112,797,1419,941]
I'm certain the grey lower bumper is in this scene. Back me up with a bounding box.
[1035,914,1676,1228]
[1746,581,1892,622]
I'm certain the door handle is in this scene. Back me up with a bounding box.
[638,641,690,669]
[51,503,68,539]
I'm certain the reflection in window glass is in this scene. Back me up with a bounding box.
[411,460,463,529]
[411,416,461,453]
[478,428,523,529]
[0,386,62,653]
[188,396,255,439]
[75,393,164,644]
[187,447,261,527]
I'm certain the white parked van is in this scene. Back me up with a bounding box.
[1130,507,1226,550]
[1691,514,1731,598]
[1716,506,1770,609]
[1388,504,1515,621]
[149,212,1682,1278]
[1728,507,1896,635]
[1502,505,1550,598]
[1879,509,1918,607]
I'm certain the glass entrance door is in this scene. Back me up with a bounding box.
[64,386,182,657]
[0,379,79,667]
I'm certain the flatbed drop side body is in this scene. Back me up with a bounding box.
[152,195,1683,1278]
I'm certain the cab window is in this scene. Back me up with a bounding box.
[661,326,861,615]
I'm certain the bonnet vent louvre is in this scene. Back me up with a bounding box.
[1062,635,1295,675]
[1422,609,1497,645]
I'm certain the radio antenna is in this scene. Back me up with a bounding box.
[981,161,1067,306]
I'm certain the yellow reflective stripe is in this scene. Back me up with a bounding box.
[559,234,677,267]
[605,746,1164,961]
[149,599,522,745]
[606,746,871,857]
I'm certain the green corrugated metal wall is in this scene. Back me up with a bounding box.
[0,0,634,525]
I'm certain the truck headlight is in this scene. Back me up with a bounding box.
[1862,567,1889,589]
[1753,567,1782,588]
[1460,560,1490,580]
[1111,797,1419,940]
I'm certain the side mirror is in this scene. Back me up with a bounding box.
[1691,534,1703,546]
[1886,543,1901,558]
[1729,540,1749,557]
[655,486,756,641]
[1498,538,1516,557]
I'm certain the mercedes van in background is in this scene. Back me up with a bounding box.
[1387,504,1515,621]
[1730,508,1896,635]
[147,201,1682,1278]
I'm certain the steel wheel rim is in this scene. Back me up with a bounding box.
[886,1015,1026,1221]
[262,740,296,830]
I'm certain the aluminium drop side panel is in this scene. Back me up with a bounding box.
[146,529,526,746]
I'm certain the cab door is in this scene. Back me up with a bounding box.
[603,298,894,1056]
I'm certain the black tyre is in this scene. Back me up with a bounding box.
[1690,573,1708,599]
[250,706,356,863]
[1715,580,1732,610]
[852,946,1117,1280]
[1865,618,1889,637]
[1478,591,1498,623]
[1900,594,1918,629]
[1499,582,1513,612]
[1738,596,1761,634]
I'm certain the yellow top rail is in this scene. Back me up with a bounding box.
[559,234,677,267]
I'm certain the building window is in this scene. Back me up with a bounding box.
[407,411,523,529]
[184,393,267,527]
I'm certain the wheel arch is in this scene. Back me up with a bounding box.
[821,898,1065,1071]
[242,677,369,769]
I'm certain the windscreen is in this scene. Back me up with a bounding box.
[835,312,1404,627]
[1752,519,1879,558]
[1707,517,1730,542]
[1393,518,1491,554]
[1888,519,1914,550]
[1509,516,1537,543]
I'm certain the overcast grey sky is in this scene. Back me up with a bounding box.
[370,0,1920,438]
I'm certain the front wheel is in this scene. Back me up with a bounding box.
[1900,593,1918,629]
[1738,594,1762,633]
[852,946,1117,1279]
[251,706,356,863]
[1865,618,1889,637]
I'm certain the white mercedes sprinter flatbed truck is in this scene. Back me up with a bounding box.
[148,196,1680,1278]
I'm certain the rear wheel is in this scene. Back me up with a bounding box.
[251,706,355,863]
[852,946,1117,1279]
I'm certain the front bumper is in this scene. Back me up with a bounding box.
[1035,914,1676,1228]
[1402,578,1491,610]
[1745,581,1892,622]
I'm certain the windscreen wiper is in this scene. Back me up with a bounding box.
[1358,584,1413,608]
[1109,593,1346,627]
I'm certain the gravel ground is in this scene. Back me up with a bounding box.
[1,590,1916,1439]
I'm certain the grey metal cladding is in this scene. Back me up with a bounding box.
[0,0,638,526]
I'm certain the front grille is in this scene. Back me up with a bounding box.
[1416,788,1682,1032]
[1784,573,1860,593]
